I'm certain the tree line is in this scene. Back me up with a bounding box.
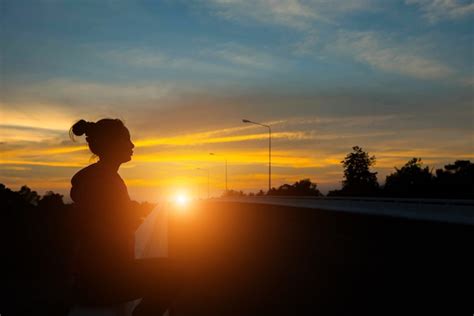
[223,146,473,199]
[327,146,473,199]
[223,178,323,198]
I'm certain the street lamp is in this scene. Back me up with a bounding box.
[209,152,228,193]
[196,167,210,199]
[242,119,271,192]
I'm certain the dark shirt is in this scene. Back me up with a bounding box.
[70,162,138,286]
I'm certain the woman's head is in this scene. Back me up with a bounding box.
[70,119,134,163]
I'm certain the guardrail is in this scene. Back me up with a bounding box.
[216,195,474,206]
[213,195,474,225]
[226,195,474,206]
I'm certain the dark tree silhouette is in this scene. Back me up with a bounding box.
[384,158,434,197]
[221,179,322,197]
[1,184,74,315]
[18,185,40,206]
[268,179,323,196]
[435,160,474,199]
[38,191,65,209]
[329,146,378,196]
[222,189,247,197]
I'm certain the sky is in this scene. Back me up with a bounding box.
[1,0,473,202]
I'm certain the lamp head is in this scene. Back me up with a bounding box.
[242,119,251,123]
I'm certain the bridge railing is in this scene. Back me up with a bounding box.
[216,195,474,206]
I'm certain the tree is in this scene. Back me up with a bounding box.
[384,158,434,197]
[38,191,65,209]
[268,179,323,196]
[18,185,40,206]
[435,160,474,199]
[334,146,378,196]
[222,189,246,197]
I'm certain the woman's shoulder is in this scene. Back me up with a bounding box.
[71,163,118,203]
[71,163,103,186]
[70,163,127,203]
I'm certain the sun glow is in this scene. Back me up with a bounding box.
[174,192,190,207]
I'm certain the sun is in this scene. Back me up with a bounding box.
[174,192,189,207]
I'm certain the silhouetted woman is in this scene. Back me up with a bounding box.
[70,118,175,315]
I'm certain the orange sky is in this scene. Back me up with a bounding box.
[2,107,473,202]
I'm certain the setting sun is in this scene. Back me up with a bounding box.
[174,192,190,207]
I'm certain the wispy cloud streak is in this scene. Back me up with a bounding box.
[201,0,374,28]
[406,0,474,23]
[330,31,454,80]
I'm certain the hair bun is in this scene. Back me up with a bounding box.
[71,119,90,136]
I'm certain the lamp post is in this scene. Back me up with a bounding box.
[196,167,210,199]
[242,119,271,192]
[209,152,228,193]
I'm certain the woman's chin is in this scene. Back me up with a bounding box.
[120,155,132,163]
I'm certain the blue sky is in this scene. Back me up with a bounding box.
[1,0,473,200]
[3,0,472,87]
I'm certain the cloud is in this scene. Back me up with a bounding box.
[329,31,454,80]
[293,29,319,55]
[406,0,474,23]
[208,43,278,70]
[0,104,81,143]
[200,0,374,29]
[460,76,474,87]
[203,0,323,29]
[135,130,309,148]
[0,124,65,143]
[100,44,286,78]
[0,160,83,168]
[1,79,179,107]
[102,47,257,77]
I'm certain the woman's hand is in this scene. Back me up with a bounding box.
[129,200,156,229]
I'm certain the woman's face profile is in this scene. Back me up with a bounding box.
[102,126,135,163]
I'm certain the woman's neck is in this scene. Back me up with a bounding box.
[97,159,121,173]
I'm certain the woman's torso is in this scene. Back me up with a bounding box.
[70,162,136,284]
